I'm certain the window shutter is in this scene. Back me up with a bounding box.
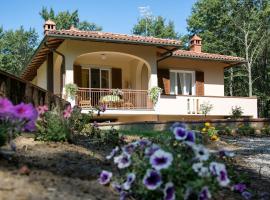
[196,71,204,96]
[158,69,170,95]
[111,68,122,88]
[73,65,82,87]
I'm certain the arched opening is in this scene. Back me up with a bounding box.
[72,51,152,109]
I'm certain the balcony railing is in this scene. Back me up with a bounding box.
[76,88,153,110]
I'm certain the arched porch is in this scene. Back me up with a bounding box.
[72,51,153,110]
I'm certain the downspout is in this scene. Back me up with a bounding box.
[44,42,66,98]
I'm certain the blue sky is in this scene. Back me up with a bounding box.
[0,0,197,37]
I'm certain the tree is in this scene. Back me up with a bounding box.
[39,7,102,31]
[132,16,179,39]
[0,27,38,75]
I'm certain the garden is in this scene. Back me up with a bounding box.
[0,97,270,200]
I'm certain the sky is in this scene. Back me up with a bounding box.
[0,0,197,38]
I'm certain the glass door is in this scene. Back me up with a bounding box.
[90,68,110,89]
[170,70,195,95]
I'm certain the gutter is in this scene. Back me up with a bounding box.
[157,47,180,63]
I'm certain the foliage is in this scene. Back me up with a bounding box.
[111,89,124,98]
[0,98,38,147]
[236,124,255,136]
[35,107,71,142]
[201,122,219,141]
[67,106,91,133]
[261,125,270,135]
[132,16,179,39]
[100,95,121,102]
[100,123,249,199]
[187,0,270,116]
[40,7,102,31]
[148,86,162,106]
[64,83,78,100]
[0,27,38,75]
[200,101,213,117]
[231,106,243,119]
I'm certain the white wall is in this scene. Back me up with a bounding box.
[36,61,47,90]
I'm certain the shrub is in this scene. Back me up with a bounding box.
[149,86,162,106]
[261,125,270,135]
[236,124,255,136]
[64,83,78,100]
[35,107,71,142]
[0,98,38,147]
[200,102,213,117]
[99,123,247,199]
[231,106,243,119]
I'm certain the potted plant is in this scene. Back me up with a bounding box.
[64,83,78,107]
[149,86,162,107]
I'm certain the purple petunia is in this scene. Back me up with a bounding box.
[114,153,131,169]
[98,170,112,185]
[122,143,137,155]
[185,130,196,144]
[192,163,210,177]
[209,162,230,187]
[192,144,209,161]
[106,146,119,160]
[145,144,160,157]
[150,149,173,171]
[242,191,252,200]
[163,182,175,200]
[233,183,247,193]
[112,182,122,193]
[143,169,162,190]
[123,173,136,190]
[24,120,36,132]
[170,122,187,132]
[137,139,151,149]
[173,127,187,140]
[12,103,37,121]
[198,186,211,200]
[0,98,13,116]
[219,150,235,158]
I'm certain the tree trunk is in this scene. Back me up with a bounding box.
[248,62,252,97]
[229,68,233,96]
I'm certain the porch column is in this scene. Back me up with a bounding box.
[149,60,158,88]
[65,55,76,85]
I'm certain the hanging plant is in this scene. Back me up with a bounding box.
[148,86,162,106]
[64,83,78,100]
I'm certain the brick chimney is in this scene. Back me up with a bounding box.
[190,34,202,53]
[44,19,56,35]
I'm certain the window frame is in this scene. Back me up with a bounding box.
[169,69,196,95]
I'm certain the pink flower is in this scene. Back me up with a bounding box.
[36,105,48,116]
[12,103,38,121]
[0,98,13,115]
[63,105,73,119]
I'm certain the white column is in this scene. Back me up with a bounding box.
[65,55,75,84]
[149,60,158,88]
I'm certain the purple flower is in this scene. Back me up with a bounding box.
[150,149,173,171]
[123,173,136,190]
[163,182,175,200]
[192,144,209,161]
[12,103,37,121]
[217,168,230,187]
[145,144,160,157]
[192,163,210,177]
[198,186,211,200]
[173,127,187,140]
[24,120,36,132]
[143,169,162,190]
[106,146,119,160]
[138,139,151,148]
[185,131,196,144]
[0,98,13,115]
[233,183,247,193]
[63,105,72,118]
[242,191,252,200]
[112,182,122,193]
[209,162,224,176]
[114,153,131,169]
[98,170,112,185]
[219,150,235,158]
[170,122,187,132]
[120,191,128,200]
[122,143,137,155]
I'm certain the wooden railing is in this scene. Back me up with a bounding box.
[0,69,68,109]
[76,88,153,110]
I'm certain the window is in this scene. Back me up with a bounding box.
[81,67,111,88]
[170,70,195,95]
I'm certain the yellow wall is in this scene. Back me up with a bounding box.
[159,57,226,96]
[36,61,47,90]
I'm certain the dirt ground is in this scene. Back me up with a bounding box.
[0,135,118,200]
[0,135,270,200]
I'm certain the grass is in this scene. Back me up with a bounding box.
[118,129,171,139]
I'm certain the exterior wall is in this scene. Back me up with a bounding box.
[156,95,257,118]
[36,61,47,90]
[159,57,226,96]
[60,40,158,88]
[53,54,62,94]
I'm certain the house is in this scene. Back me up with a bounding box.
[21,20,257,121]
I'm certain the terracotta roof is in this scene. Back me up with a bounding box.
[46,29,182,46]
[172,50,245,62]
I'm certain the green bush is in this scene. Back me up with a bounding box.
[231,106,243,119]
[236,124,255,135]
[261,126,270,135]
[35,108,71,142]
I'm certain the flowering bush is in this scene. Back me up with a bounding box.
[99,123,247,199]
[201,122,220,141]
[0,98,38,147]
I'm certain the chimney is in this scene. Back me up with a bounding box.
[190,34,202,53]
[44,19,56,35]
